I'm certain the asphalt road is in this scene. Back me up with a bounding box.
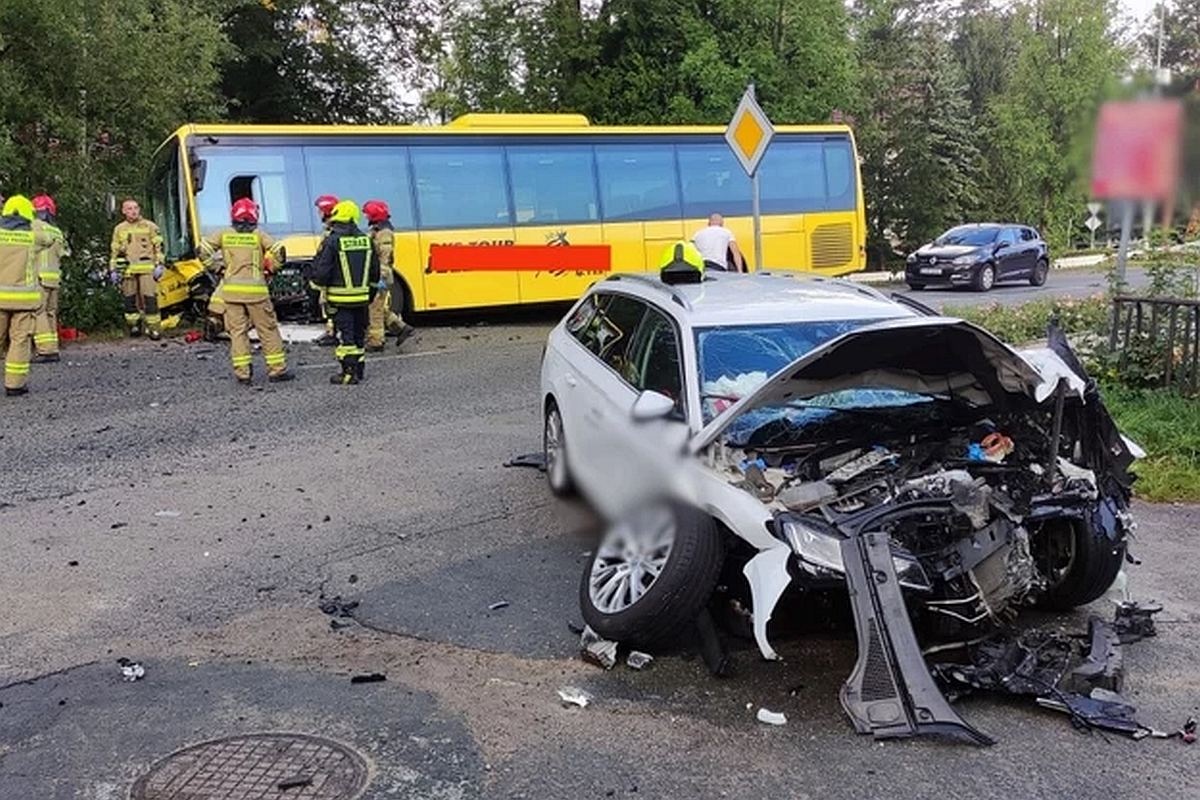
[1,311,1197,799]
[887,265,1148,310]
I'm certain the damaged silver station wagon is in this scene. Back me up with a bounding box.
[540,269,1142,743]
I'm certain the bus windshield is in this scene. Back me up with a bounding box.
[146,139,192,260]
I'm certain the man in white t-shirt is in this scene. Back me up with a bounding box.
[691,213,746,272]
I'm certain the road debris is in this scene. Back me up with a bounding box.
[277,776,313,791]
[318,596,359,618]
[626,651,654,670]
[580,625,618,670]
[153,510,181,518]
[349,673,386,684]
[117,658,145,682]
[756,708,788,726]
[933,600,1168,740]
[503,452,546,471]
[488,600,510,611]
[557,686,593,708]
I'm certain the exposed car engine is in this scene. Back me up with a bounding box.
[707,398,1129,631]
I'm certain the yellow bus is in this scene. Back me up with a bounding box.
[145,113,865,320]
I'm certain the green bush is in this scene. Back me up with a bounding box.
[944,296,1110,345]
[57,258,124,333]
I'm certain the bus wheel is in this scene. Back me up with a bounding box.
[389,281,409,320]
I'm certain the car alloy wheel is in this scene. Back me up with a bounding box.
[588,505,675,614]
[975,264,995,292]
[1030,259,1049,287]
[544,404,573,496]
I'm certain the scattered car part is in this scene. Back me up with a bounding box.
[840,531,994,746]
[756,708,788,726]
[626,651,654,670]
[277,776,314,791]
[117,658,145,682]
[488,600,510,611]
[318,596,359,618]
[694,606,734,678]
[349,673,386,684]
[1036,688,1143,737]
[1113,600,1161,643]
[557,686,593,708]
[1063,619,1123,694]
[503,452,546,471]
[579,625,618,670]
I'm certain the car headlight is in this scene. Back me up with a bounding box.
[782,518,845,573]
[906,254,917,264]
[951,255,977,266]
[780,518,933,591]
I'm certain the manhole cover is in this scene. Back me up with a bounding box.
[130,733,369,800]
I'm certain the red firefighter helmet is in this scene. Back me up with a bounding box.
[363,199,390,224]
[231,197,259,223]
[32,194,57,216]
[314,194,339,220]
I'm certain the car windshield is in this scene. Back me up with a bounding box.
[936,227,998,246]
[695,319,898,423]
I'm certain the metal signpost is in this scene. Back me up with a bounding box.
[724,84,775,271]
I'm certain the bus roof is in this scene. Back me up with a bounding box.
[166,114,855,142]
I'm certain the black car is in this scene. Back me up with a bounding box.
[905,223,1050,292]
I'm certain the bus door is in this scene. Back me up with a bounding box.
[411,145,517,310]
[507,145,610,303]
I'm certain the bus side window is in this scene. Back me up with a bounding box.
[595,145,681,222]
[229,175,291,227]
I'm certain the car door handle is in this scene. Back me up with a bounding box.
[564,374,577,388]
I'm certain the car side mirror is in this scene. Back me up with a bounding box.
[994,241,1009,252]
[631,390,676,422]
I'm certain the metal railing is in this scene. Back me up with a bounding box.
[1109,295,1200,392]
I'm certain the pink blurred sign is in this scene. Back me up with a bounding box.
[1091,100,1183,200]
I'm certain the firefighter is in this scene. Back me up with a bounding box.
[0,195,53,396]
[199,199,294,385]
[362,199,402,352]
[313,194,339,346]
[31,194,68,362]
[307,200,379,385]
[109,198,165,338]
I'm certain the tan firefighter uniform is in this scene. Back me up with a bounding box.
[110,217,164,336]
[32,218,67,357]
[0,197,52,394]
[366,221,396,349]
[199,227,289,381]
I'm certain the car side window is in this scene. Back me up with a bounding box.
[999,228,1017,246]
[566,295,598,341]
[626,308,684,410]
[574,293,647,375]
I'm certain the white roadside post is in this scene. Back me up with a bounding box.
[724,84,774,271]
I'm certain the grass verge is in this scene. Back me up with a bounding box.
[1101,386,1200,503]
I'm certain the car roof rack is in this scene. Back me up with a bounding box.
[605,273,693,310]
[890,292,938,317]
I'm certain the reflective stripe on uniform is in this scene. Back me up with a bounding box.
[264,352,286,366]
[34,333,57,344]
[221,282,270,297]
[125,262,155,275]
[232,354,253,367]
[0,287,41,305]
[5,361,30,375]
[330,235,372,305]
[334,345,365,358]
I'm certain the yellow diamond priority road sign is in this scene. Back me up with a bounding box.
[725,86,775,177]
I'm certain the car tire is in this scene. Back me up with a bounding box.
[907,282,925,291]
[543,400,574,497]
[972,263,995,292]
[580,501,724,647]
[1029,258,1049,287]
[1033,517,1126,610]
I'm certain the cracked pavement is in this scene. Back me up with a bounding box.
[1,315,1197,799]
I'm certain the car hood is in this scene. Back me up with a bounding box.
[693,317,1081,451]
[915,243,983,259]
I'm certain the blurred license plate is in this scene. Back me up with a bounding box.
[919,267,941,275]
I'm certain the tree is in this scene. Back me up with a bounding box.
[220,0,399,123]
[987,0,1130,248]
[853,0,980,262]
